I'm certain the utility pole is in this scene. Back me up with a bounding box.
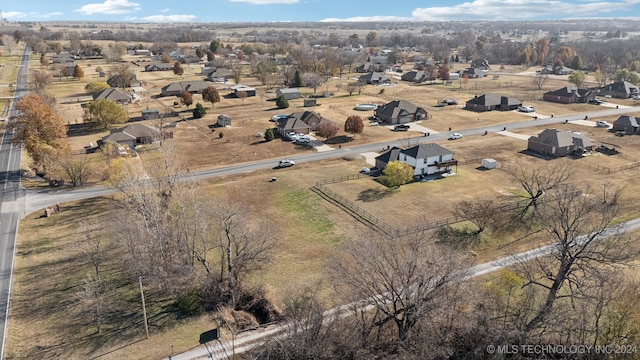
[139,275,150,339]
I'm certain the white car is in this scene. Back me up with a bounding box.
[595,121,610,128]
[286,132,299,141]
[295,136,311,144]
[449,133,463,140]
[518,105,535,113]
[369,121,379,126]
[278,159,295,168]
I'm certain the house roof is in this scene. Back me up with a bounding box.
[529,128,594,148]
[402,143,453,159]
[162,81,209,93]
[102,124,159,144]
[613,115,640,127]
[598,81,639,95]
[466,93,521,106]
[107,73,138,88]
[93,88,132,102]
[376,100,424,119]
[359,72,389,82]
[401,70,425,81]
[277,116,310,131]
[544,86,592,97]
[277,88,300,94]
[145,63,173,70]
[375,146,402,164]
[470,58,490,69]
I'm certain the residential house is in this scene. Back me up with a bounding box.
[276,115,310,136]
[612,115,640,134]
[465,93,522,112]
[207,68,234,81]
[375,143,457,177]
[538,64,574,75]
[401,70,431,83]
[100,124,160,149]
[145,63,173,72]
[527,128,595,156]
[354,62,389,73]
[543,86,595,104]
[107,73,140,88]
[232,85,256,97]
[161,81,209,96]
[289,111,327,130]
[460,67,487,79]
[358,72,390,85]
[470,59,490,71]
[93,88,133,105]
[374,100,428,125]
[276,88,301,100]
[595,81,640,99]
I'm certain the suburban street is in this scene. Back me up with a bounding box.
[0,46,29,359]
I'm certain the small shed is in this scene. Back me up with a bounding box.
[304,99,317,107]
[276,88,301,100]
[481,158,497,169]
[449,73,460,80]
[142,109,160,120]
[217,114,232,127]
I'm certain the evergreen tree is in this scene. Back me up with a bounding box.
[192,103,206,119]
[276,95,289,109]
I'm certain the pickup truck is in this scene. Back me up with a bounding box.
[394,124,410,131]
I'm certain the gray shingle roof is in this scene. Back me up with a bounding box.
[402,143,453,159]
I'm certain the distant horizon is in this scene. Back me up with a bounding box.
[3,0,640,23]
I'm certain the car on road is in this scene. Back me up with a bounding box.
[394,124,410,131]
[589,98,604,105]
[518,105,535,113]
[278,159,295,168]
[595,121,610,128]
[449,133,463,140]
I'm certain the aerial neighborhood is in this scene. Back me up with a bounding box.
[2,18,640,360]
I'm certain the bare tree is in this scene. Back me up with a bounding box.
[57,155,92,187]
[29,69,53,91]
[78,221,105,279]
[533,73,549,89]
[518,186,638,334]
[508,161,571,218]
[77,275,109,334]
[215,199,276,307]
[302,72,323,93]
[453,198,499,235]
[333,231,465,349]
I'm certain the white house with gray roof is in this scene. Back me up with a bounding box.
[375,143,457,176]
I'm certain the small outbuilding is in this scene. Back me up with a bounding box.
[304,99,317,107]
[481,158,497,169]
[142,109,160,120]
[276,88,301,100]
[217,114,232,127]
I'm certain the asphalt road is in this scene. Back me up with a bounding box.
[167,216,640,360]
[0,46,29,359]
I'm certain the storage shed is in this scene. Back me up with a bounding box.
[217,114,232,127]
[276,88,301,100]
[304,99,317,107]
[481,158,497,169]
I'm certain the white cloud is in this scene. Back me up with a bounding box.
[229,0,299,4]
[159,8,170,13]
[3,11,27,19]
[322,0,639,21]
[141,14,197,22]
[75,0,141,15]
[411,0,634,20]
[42,12,64,18]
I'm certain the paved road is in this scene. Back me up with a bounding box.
[166,216,640,360]
[0,46,29,359]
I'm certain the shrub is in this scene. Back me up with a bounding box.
[176,289,204,317]
[276,95,289,109]
[192,102,206,119]
[264,128,274,141]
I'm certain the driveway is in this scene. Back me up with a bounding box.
[383,122,439,135]
[497,130,532,140]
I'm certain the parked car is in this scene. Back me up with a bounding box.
[394,124,410,131]
[369,121,379,126]
[595,121,610,128]
[518,105,535,113]
[286,132,299,141]
[589,98,603,105]
[449,133,463,140]
[295,136,311,144]
[278,159,295,167]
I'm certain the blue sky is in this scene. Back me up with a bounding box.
[3,0,640,23]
